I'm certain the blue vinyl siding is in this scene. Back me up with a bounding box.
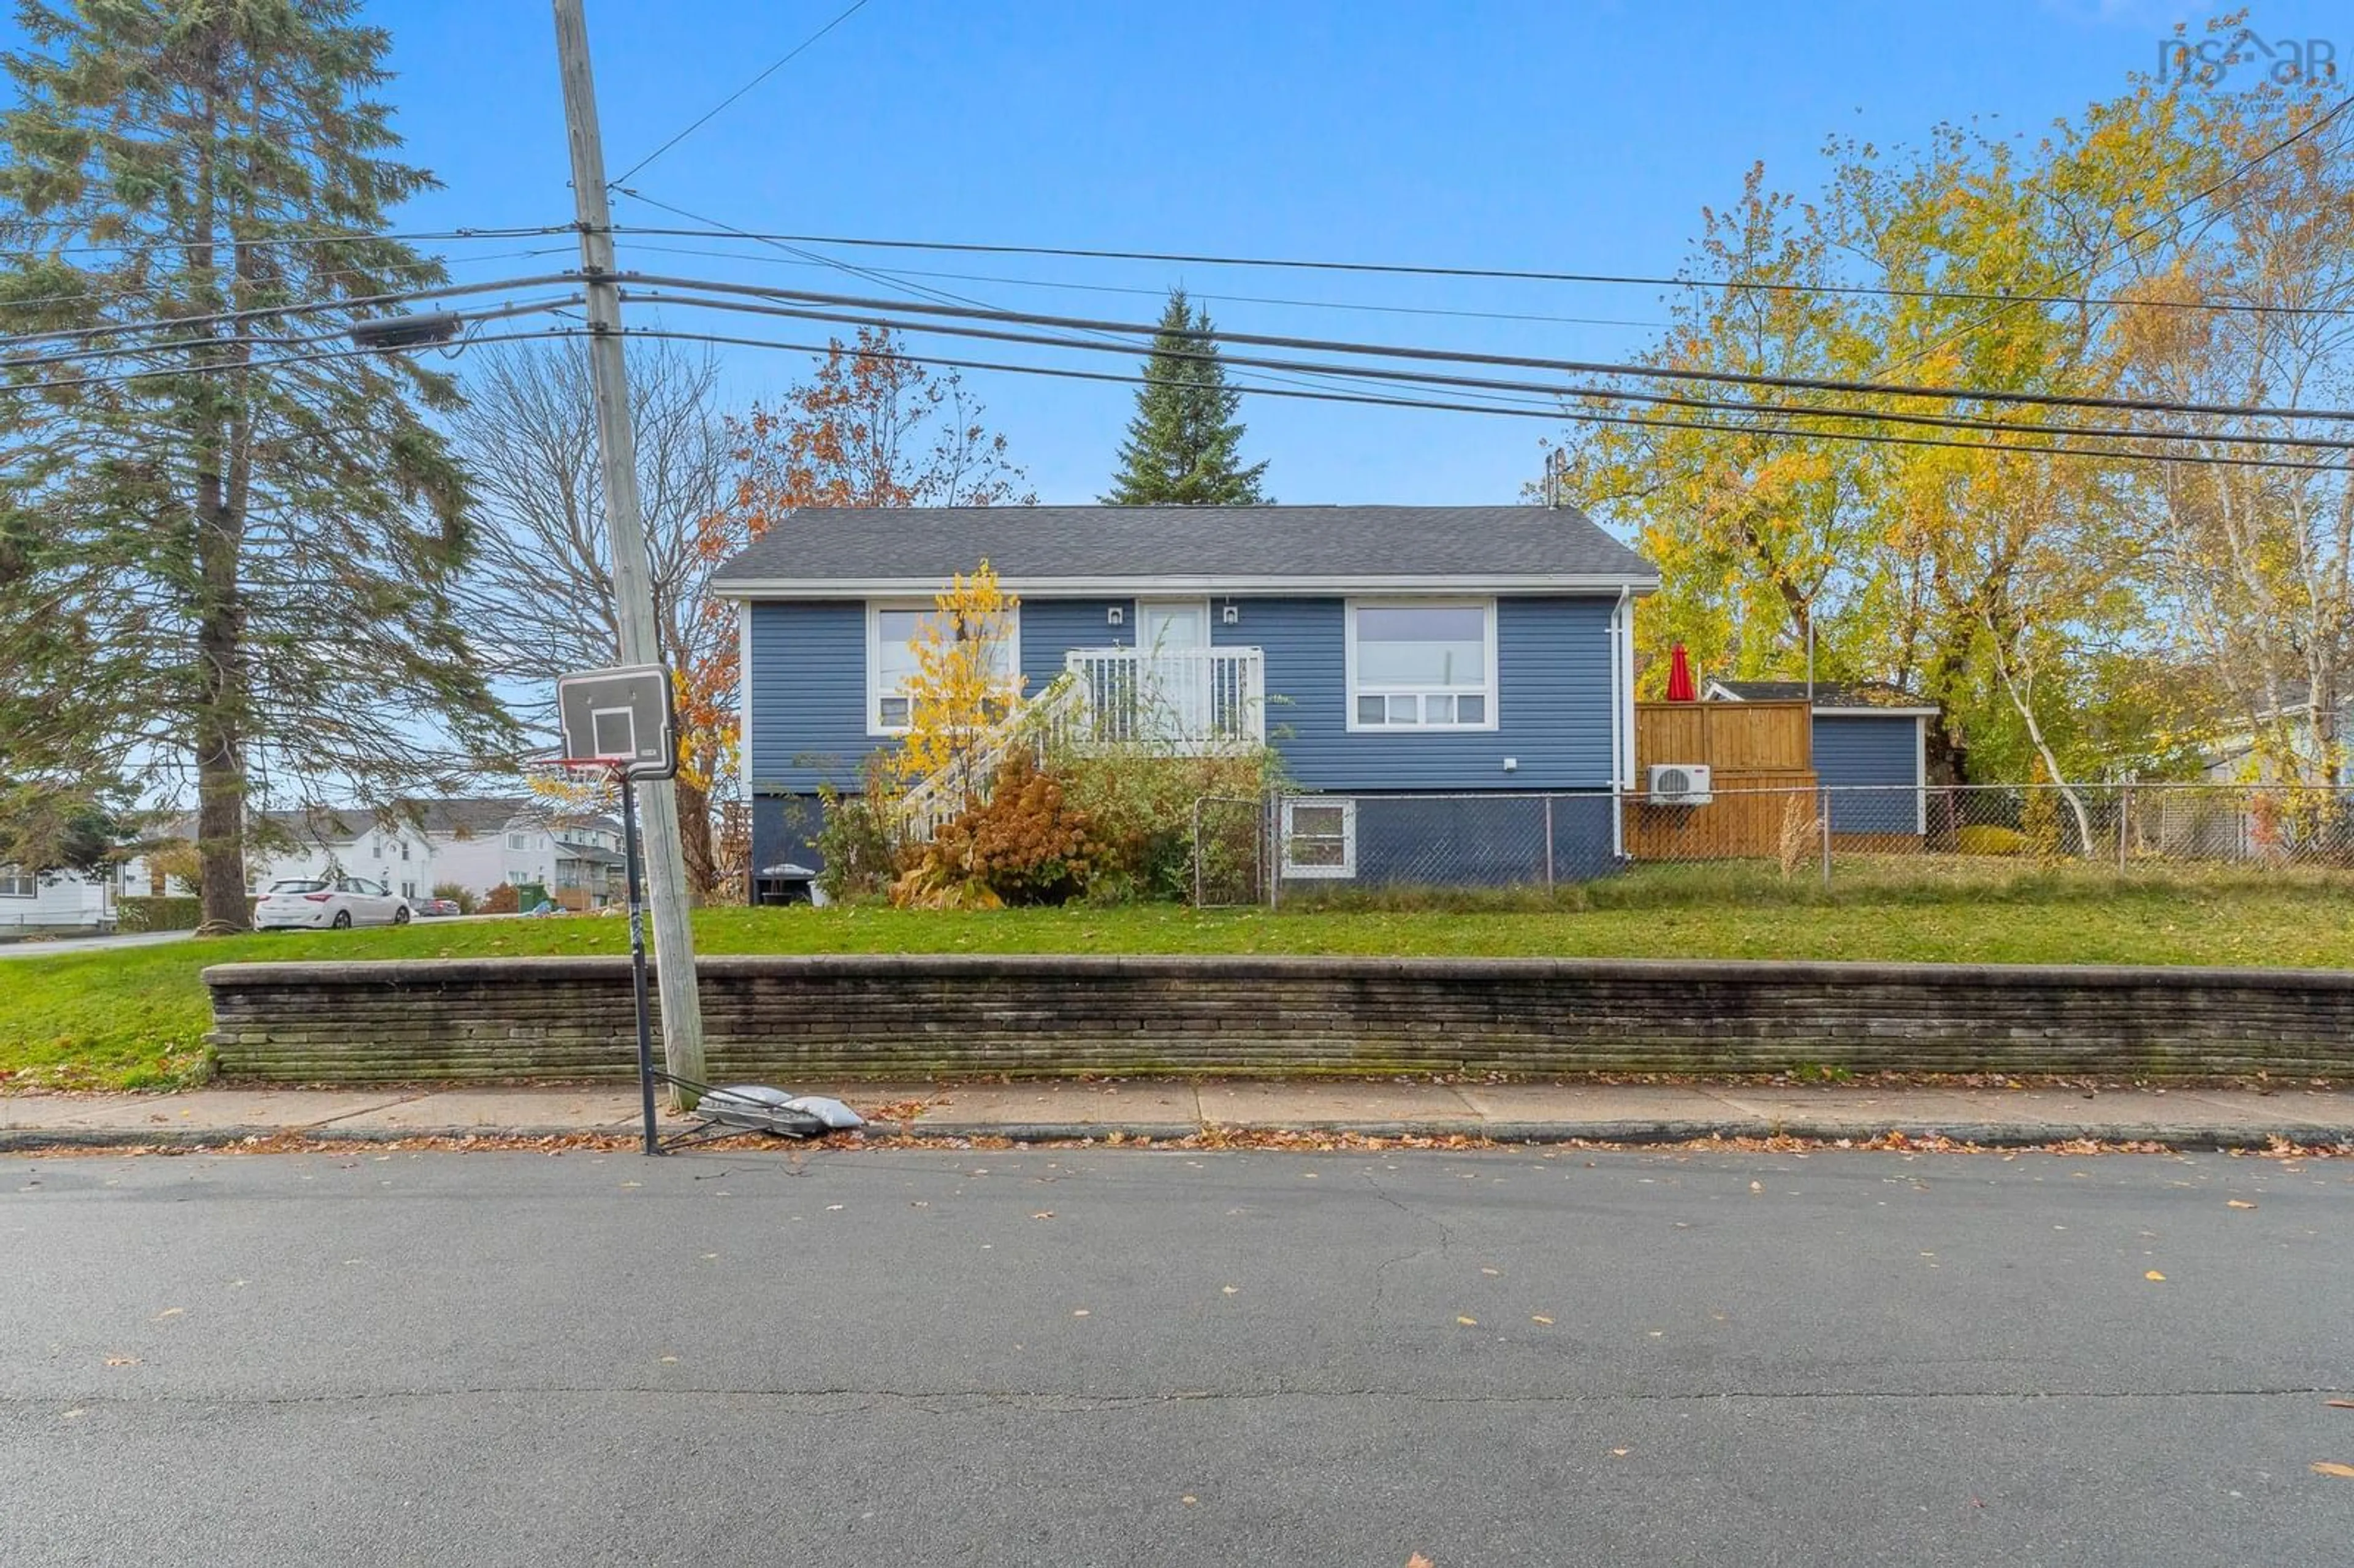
[1018,598,1130,693]
[748,597,1139,792]
[746,601,871,791]
[1219,596,1615,790]
[748,592,1621,797]
[1814,713,1922,834]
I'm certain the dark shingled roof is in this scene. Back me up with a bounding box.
[1708,679,1936,711]
[709,504,1655,587]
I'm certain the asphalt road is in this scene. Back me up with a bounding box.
[4,1145,2348,1567]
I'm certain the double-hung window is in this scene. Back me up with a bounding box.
[1346,600,1497,731]
[867,601,1020,735]
[0,864,34,898]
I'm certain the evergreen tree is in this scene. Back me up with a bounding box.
[0,1,511,930]
[1102,289,1270,505]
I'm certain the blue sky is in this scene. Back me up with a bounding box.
[26,0,2350,503]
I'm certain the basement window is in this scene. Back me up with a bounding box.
[1281,798,1357,879]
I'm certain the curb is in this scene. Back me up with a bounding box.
[6,1117,2349,1154]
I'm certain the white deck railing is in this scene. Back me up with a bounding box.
[896,672,1086,843]
[897,650,1268,843]
[1064,646,1266,751]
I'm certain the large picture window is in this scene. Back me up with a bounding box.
[1346,600,1497,731]
[867,601,1019,734]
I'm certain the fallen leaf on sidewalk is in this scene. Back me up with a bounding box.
[1181,1495,1197,1505]
[1748,1181,1762,1193]
[1610,1448,1628,1457]
[1457,1316,1478,1326]
[1222,1285,1238,1295]
[152,1307,182,1320]
[2145,1271,2166,1281]
[2226,1200,2257,1209]
[103,1357,139,1368]
[2327,1399,2354,1410]
[1531,1315,1553,1326]
[1406,1556,1434,1568]
[2310,1462,2354,1479]
[1031,1211,1055,1220]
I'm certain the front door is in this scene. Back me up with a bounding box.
[1136,600,1213,740]
[1138,600,1209,653]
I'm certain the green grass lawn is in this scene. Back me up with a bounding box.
[6,867,2352,1092]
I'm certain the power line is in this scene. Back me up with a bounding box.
[0,273,582,356]
[0,324,574,400]
[609,0,878,186]
[1871,91,2354,378]
[599,323,2350,473]
[0,222,571,262]
[618,272,2354,425]
[1,294,582,374]
[603,219,2354,319]
[612,238,1675,330]
[0,243,579,316]
[625,286,2354,452]
[3,305,2341,474]
[609,187,1499,412]
[622,286,2354,453]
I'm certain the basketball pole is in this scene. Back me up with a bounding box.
[553,0,707,1106]
[618,768,660,1155]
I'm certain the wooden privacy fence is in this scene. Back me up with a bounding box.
[1627,700,1816,860]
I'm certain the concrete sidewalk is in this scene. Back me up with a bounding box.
[4,1079,2352,1151]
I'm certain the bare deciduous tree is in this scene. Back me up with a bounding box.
[448,340,733,889]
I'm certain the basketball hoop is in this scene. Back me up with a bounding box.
[523,754,627,801]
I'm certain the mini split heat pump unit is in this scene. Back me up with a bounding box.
[1647,763,1713,806]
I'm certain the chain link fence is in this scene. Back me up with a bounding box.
[1190,781,2354,904]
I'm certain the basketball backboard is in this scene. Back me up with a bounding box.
[555,663,677,779]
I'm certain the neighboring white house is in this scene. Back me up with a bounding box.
[0,864,116,937]
[417,797,625,907]
[113,797,631,910]
[2198,686,2353,786]
[126,809,439,903]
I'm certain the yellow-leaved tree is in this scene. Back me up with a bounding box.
[894,561,1026,814]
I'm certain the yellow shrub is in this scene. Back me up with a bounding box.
[1957,824,2027,856]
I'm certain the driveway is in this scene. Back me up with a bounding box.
[0,929,192,959]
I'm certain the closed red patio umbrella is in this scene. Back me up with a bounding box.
[1665,642,1697,702]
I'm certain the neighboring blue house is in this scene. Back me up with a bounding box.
[711,504,1658,885]
[1704,679,1938,838]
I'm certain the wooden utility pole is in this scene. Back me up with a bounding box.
[551,0,707,1105]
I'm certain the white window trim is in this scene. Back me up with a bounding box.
[1281,797,1357,880]
[0,864,35,899]
[1343,597,1501,734]
[866,599,1023,738]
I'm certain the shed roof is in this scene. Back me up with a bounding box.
[1706,679,1938,714]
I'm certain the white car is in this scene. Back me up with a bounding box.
[254,876,413,931]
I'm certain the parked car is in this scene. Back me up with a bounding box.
[413,896,462,918]
[254,876,412,931]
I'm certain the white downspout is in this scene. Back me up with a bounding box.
[1610,588,1631,859]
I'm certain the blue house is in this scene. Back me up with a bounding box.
[1704,679,1940,840]
[711,504,1658,885]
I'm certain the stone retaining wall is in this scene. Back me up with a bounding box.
[205,954,2354,1083]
